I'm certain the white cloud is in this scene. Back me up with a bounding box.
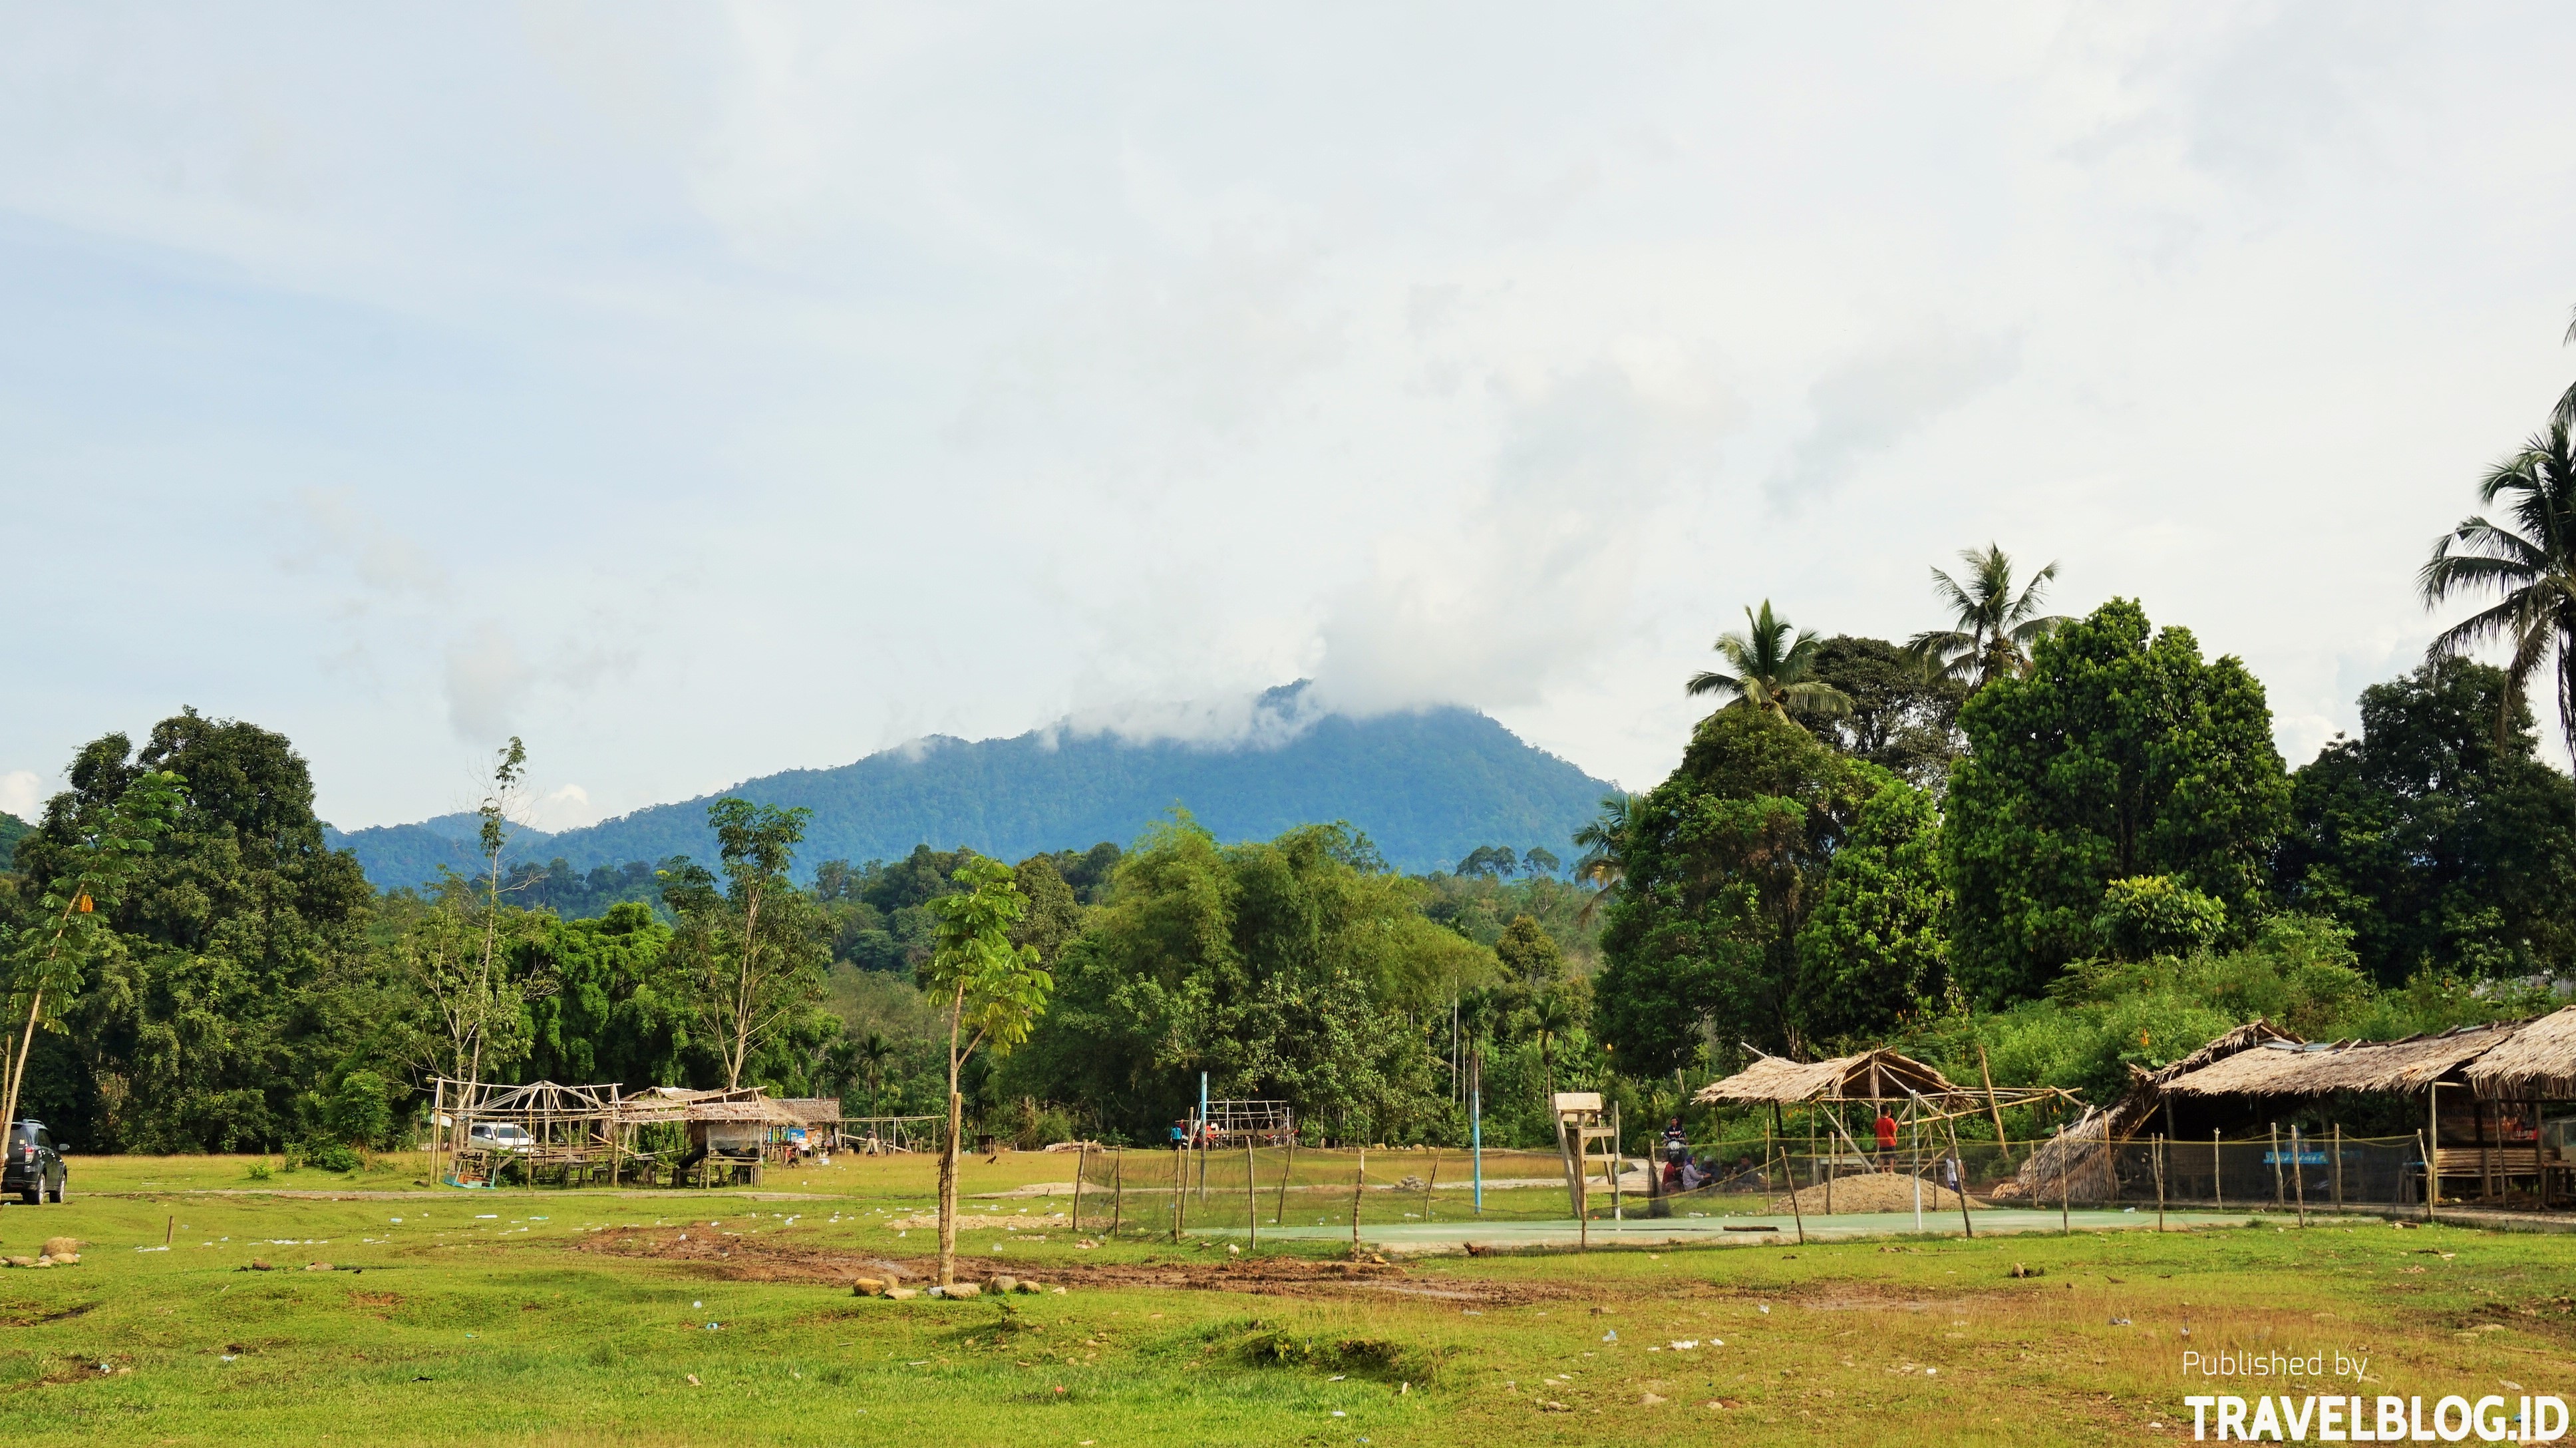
[1,5,2571,824]
[442,625,535,744]
[0,771,44,822]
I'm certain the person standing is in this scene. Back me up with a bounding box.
[1874,1109,1899,1171]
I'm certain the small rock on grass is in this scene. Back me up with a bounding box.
[883,1286,919,1300]
[851,1277,887,1297]
[989,1274,1019,1294]
[929,1282,982,1300]
[39,1238,77,1260]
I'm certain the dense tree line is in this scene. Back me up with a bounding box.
[7,320,2573,1155]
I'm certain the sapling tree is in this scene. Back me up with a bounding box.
[920,858,1052,1286]
[662,799,828,1090]
[0,769,184,1158]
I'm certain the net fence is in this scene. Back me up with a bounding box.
[1062,1132,2434,1237]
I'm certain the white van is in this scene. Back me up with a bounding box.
[468,1122,536,1155]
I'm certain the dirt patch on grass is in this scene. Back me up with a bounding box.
[569,1230,1575,1305]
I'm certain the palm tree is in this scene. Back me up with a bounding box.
[1528,991,1578,1103]
[856,1031,895,1123]
[1907,544,2067,689]
[2421,415,2576,764]
[1686,601,1852,724]
[1570,793,1634,924]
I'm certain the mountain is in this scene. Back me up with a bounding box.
[0,811,32,870]
[321,816,556,890]
[329,685,1619,890]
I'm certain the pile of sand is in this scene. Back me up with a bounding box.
[1770,1173,1984,1214]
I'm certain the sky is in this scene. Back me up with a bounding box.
[4,3,2573,832]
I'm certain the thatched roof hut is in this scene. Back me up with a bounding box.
[2462,1007,2576,1101]
[2160,1019,2533,1100]
[1695,1049,1965,1105]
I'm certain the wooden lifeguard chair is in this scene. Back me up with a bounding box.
[1553,1091,1623,1244]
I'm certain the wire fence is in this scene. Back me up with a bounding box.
[1061,1133,2436,1238]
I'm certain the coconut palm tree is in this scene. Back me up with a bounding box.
[1570,793,1634,924]
[1686,601,1852,723]
[2421,415,2576,765]
[1907,544,2067,690]
[856,1031,895,1122]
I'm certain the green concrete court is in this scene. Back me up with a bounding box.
[1233,1206,2329,1250]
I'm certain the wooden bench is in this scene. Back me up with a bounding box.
[2433,1147,2542,1200]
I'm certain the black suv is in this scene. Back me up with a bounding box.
[4,1122,65,1204]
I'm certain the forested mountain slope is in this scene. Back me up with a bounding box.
[328,689,1614,888]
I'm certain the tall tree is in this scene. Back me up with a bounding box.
[1942,600,2290,1004]
[660,799,829,1090]
[0,768,184,1151]
[920,857,1051,1287]
[1907,544,2067,690]
[1685,601,1853,725]
[1810,635,1969,789]
[2276,657,2576,983]
[1790,775,1951,1042]
[1593,709,1877,1071]
[18,711,383,1151]
[2420,415,2576,766]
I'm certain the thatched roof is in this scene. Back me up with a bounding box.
[2463,1006,2576,1100]
[779,1097,845,1125]
[1695,1049,1963,1105]
[2160,1019,2532,1099]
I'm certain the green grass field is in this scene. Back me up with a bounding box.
[3,1151,2569,1445]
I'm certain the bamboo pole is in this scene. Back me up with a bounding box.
[1776,1133,1805,1246]
[2270,1123,2285,1210]
[1275,1137,1292,1226]
[1942,1113,1973,1240]
[2213,1130,2223,1213]
[1424,1149,1439,1226]
[2333,1123,2343,1212]
[2291,1125,2307,1227]
[1979,1045,2012,1164]
[1072,1143,1088,1235]
[2416,1129,2436,1222]
[2154,1134,2166,1232]
[2060,1127,2070,1236]
[1110,1150,1124,1237]
[2426,1087,2440,1210]
[1244,1138,1257,1250]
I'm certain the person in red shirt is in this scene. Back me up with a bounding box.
[1873,1109,1899,1171]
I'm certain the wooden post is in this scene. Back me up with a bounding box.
[1776,1135,1805,1246]
[1351,1145,1367,1258]
[1110,1150,1124,1238]
[1072,1143,1088,1235]
[1172,1143,1184,1243]
[2291,1125,2307,1228]
[1943,1115,1974,1240]
[1814,1105,1828,1216]
[2270,1123,2285,1210]
[2059,1127,2070,1235]
[2333,1124,2343,1212]
[1275,1137,1293,1225]
[2154,1134,2166,1232]
[1978,1045,2012,1165]
[1609,1102,1623,1224]
[2213,1130,2223,1212]
[2425,1087,2440,1210]
[2416,1129,2436,1222]
[1245,1138,1257,1250]
[1424,1149,1439,1226]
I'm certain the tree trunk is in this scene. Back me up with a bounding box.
[939,1085,962,1286]
[0,990,41,1165]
